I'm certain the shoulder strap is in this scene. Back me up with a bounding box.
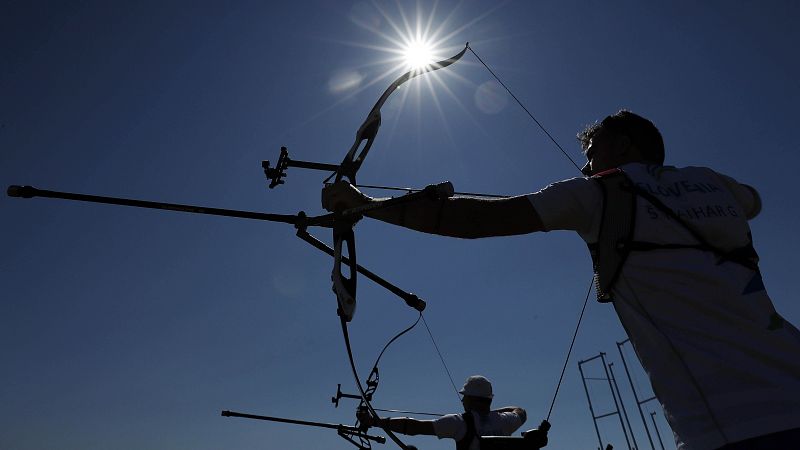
[456,411,480,450]
[628,183,759,270]
[588,170,637,302]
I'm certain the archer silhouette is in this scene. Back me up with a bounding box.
[323,110,800,450]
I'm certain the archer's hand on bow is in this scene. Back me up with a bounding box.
[322,179,453,235]
[356,406,380,429]
[322,181,377,213]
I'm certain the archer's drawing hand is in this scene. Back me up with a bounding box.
[322,181,373,212]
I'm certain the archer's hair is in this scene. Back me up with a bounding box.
[577,110,665,164]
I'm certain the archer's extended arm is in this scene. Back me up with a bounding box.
[322,181,545,239]
[368,415,436,436]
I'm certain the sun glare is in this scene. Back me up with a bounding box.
[402,40,436,69]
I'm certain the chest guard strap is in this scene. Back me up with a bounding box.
[456,411,479,450]
[587,170,637,302]
[628,183,759,271]
[587,169,759,303]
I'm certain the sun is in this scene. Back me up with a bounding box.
[402,39,436,69]
[336,1,484,105]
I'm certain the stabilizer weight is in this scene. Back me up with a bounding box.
[7,185,36,198]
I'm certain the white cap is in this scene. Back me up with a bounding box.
[459,375,493,399]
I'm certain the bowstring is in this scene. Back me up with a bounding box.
[421,314,461,403]
[466,44,583,173]
[368,311,461,409]
[343,44,596,426]
[467,44,595,420]
[546,280,594,421]
[344,310,461,448]
[341,316,411,450]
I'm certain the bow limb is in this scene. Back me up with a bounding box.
[341,316,416,450]
[332,43,468,322]
[360,311,424,416]
[333,47,467,448]
[334,43,469,184]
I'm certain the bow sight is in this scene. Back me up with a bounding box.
[262,146,340,189]
[260,143,455,322]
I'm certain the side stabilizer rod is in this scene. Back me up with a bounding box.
[297,229,426,312]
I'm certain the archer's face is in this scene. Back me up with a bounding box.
[583,129,621,176]
[461,395,491,412]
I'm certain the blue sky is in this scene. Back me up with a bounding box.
[2,1,798,449]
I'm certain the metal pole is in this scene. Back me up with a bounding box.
[600,353,632,450]
[617,340,656,450]
[579,354,606,450]
[608,362,638,450]
[650,412,666,450]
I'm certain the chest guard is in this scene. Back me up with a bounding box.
[587,167,760,303]
[587,169,637,302]
[456,412,476,450]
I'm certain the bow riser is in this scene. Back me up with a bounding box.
[331,44,468,320]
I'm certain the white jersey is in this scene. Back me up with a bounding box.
[528,163,800,450]
[433,411,524,450]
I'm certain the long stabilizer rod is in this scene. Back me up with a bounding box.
[7,185,302,225]
[7,184,426,312]
[220,410,386,444]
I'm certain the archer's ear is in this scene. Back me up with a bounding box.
[617,134,633,155]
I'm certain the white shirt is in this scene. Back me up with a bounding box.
[433,411,524,450]
[527,163,800,450]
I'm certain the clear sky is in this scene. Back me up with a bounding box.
[2,1,798,450]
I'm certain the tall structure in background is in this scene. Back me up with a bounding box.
[617,339,664,450]
[579,342,670,450]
